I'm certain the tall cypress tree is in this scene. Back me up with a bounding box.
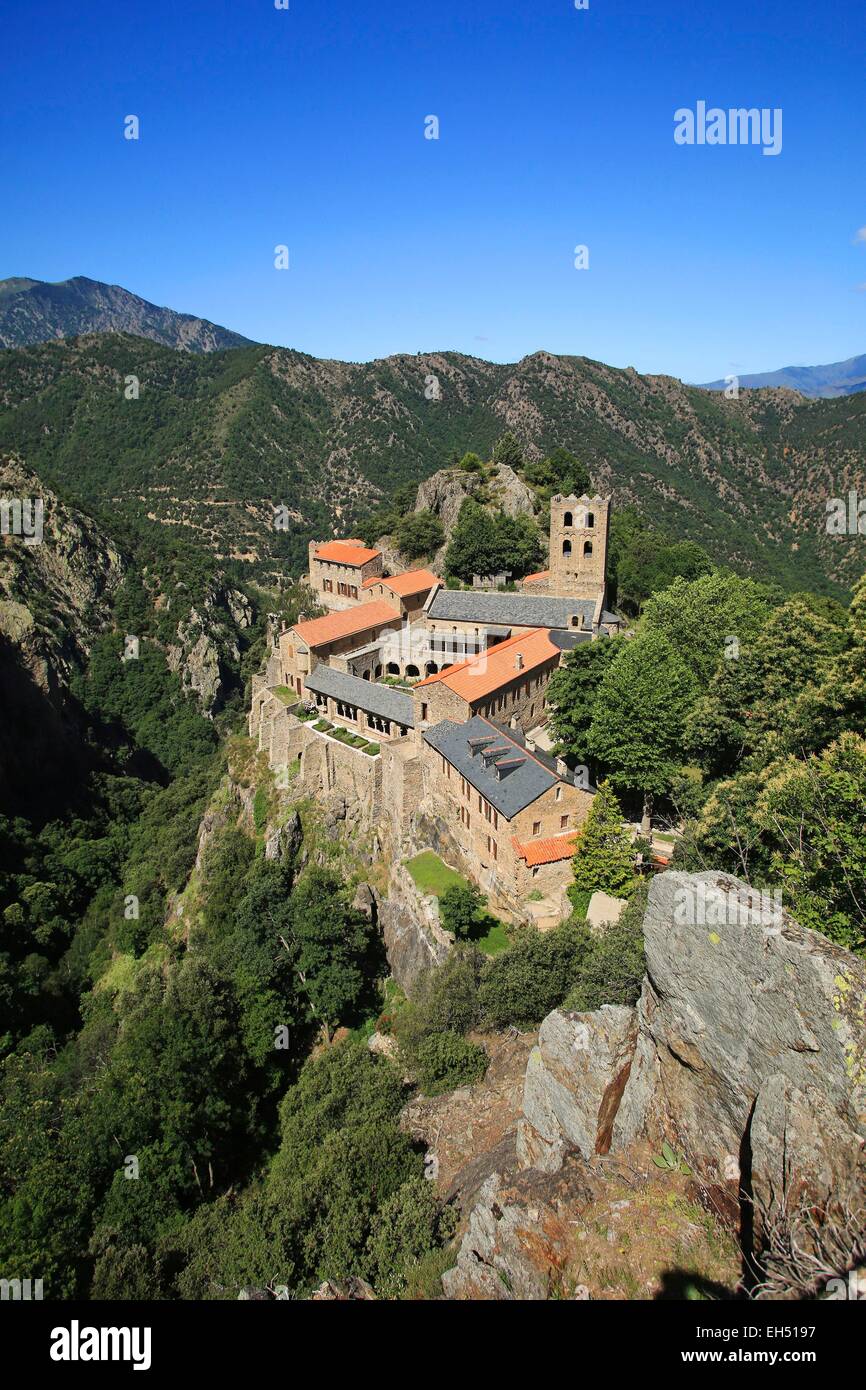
[570,780,636,900]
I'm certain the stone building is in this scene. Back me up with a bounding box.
[277,600,403,696]
[251,489,622,919]
[307,539,384,610]
[360,569,439,620]
[412,628,565,733]
[421,716,593,900]
[304,664,414,742]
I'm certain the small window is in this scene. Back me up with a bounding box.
[560,815,569,829]
[563,511,573,527]
[587,512,595,528]
[562,539,572,556]
[532,821,541,836]
[583,541,593,557]
[421,702,428,722]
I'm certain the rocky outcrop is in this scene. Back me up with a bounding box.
[517,1006,638,1172]
[264,810,303,864]
[0,457,125,694]
[166,585,252,716]
[411,464,538,568]
[611,871,866,1208]
[442,870,866,1297]
[378,863,452,997]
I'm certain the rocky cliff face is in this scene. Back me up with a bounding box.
[377,863,452,997]
[0,457,126,695]
[431,871,866,1299]
[410,463,539,569]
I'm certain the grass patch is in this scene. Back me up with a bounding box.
[313,720,333,732]
[472,916,511,956]
[405,850,468,898]
[362,743,380,756]
[569,888,592,920]
[272,685,296,704]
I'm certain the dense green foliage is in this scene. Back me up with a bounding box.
[445,498,544,581]
[549,563,866,955]
[570,781,638,901]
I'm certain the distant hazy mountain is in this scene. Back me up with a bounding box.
[0,276,252,352]
[701,354,866,399]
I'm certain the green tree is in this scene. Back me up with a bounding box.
[563,884,647,1012]
[492,432,523,470]
[547,636,622,762]
[588,629,697,831]
[288,869,375,1039]
[570,781,636,901]
[411,1031,488,1096]
[478,920,592,1029]
[458,451,483,473]
[641,571,779,686]
[439,882,485,939]
[395,510,444,560]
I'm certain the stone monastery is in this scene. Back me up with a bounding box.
[250,496,621,923]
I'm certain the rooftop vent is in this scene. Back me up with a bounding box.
[480,744,512,767]
[467,735,496,756]
[494,756,526,779]
[515,652,524,671]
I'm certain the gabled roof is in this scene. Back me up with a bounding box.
[426,588,596,631]
[292,600,399,649]
[314,540,381,566]
[415,628,560,702]
[423,715,561,819]
[522,569,550,585]
[512,832,578,866]
[305,665,413,726]
[373,569,440,598]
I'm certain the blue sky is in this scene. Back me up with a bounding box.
[2,0,863,380]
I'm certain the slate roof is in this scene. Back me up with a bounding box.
[423,715,561,819]
[426,589,596,630]
[305,665,414,727]
[549,629,594,651]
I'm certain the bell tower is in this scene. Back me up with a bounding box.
[548,493,610,601]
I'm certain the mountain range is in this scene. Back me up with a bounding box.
[700,353,866,399]
[1,330,865,597]
[0,276,251,353]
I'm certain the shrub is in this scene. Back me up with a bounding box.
[562,884,647,1013]
[439,882,485,939]
[413,1031,488,1096]
[479,920,593,1029]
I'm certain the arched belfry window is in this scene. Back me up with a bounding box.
[587,512,595,528]
[583,540,593,556]
[562,539,572,556]
[563,511,573,527]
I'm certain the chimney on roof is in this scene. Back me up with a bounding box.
[556,757,569,778]
[515,652,524,671]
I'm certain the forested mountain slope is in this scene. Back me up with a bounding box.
[1,334,864,593]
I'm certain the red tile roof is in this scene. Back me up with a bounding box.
[512,831,578,867]
[379,569,440,597]
[292,600,399,649]
[522,569,550,585]
[314,540,381,566]
[415,628,560,702]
